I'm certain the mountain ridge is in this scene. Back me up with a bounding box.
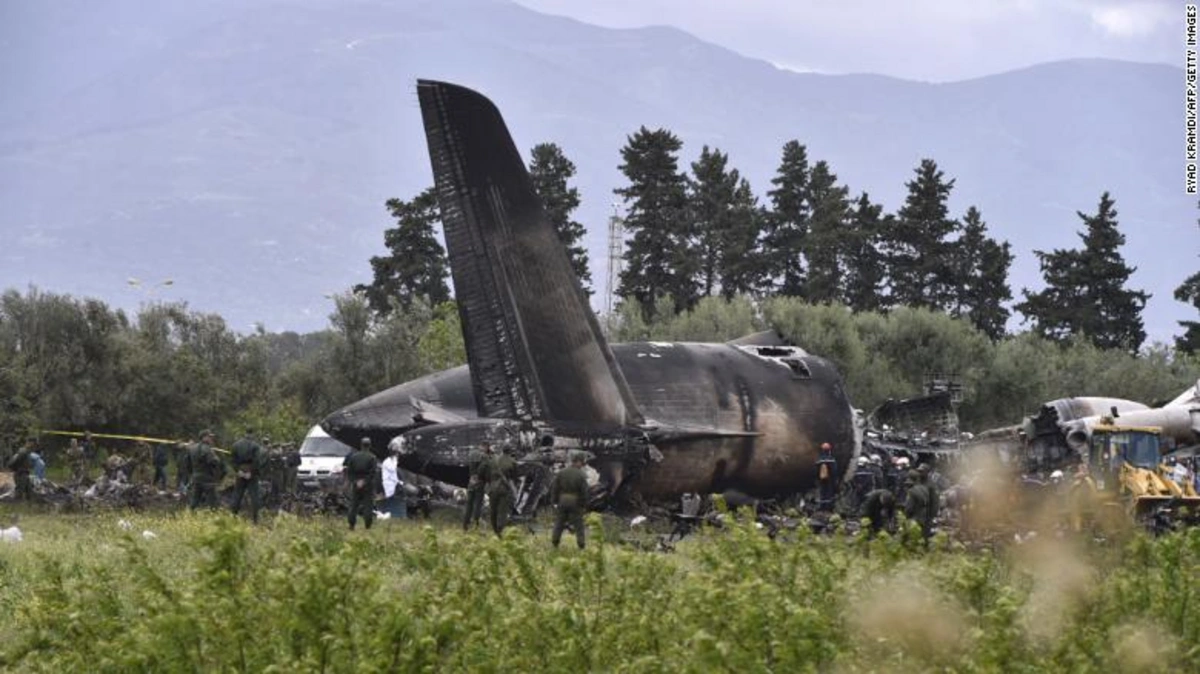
[0,0,1192,338]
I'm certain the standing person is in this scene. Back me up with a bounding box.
[851,456,876,515]
[868,454,885,490]
[344,438,379,530]
[66,438,86,485]
[189,430,225,511]
[7,438,36,501]
[903,470,932,539]
[175,442,192,494]
[81,431,97,475]
[486,445,517,536]
[380,446,406,520]
[152,443,170,489]
[264,445,286,508]
[462,441,491,530]
[918,463,940,534]
[550,452,589,549]
[283,443,300,494]
[229,429,264,523]
[815,442,838,512]
[30,450,46,484]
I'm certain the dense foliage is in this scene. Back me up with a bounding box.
[0,512,1196,672]
[0,289,464,449]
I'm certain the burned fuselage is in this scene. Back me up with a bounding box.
[323,341,856,502]
[322,79,858,509]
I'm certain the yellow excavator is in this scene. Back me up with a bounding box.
[1085,424,1200,530]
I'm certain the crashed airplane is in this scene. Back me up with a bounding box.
[976,383,1200,471]
[322,80,857,509]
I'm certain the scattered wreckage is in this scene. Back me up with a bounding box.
[968,381,1200,531]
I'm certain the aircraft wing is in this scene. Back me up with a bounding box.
[416,80,643,428]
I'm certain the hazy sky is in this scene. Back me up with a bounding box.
[513,0,1181,81]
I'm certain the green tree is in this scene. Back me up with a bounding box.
[1016,191,1149,351]
[529,142,592,292]
[356,188,450,316]
[616,127,695,315]
[841,192,888,312]
[949,207,1013,341]
[1174,270,1200,354]
[764,140,810,296]
[719,183,766,300]
[418,301,467,371]
[884,159,960,309]
[802,161,851,303]
[688,147,766,299]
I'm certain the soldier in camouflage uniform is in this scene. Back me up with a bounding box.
[189,430,226,510]
[343,438,379,530]
[175,442,192,493]
[229,429,265,523]
[462,441,491,530]
[486,445,517,536]
[66,438,86,485]
[550,452,589,549]
[7,438,36,501]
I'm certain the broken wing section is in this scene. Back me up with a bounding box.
[416,80,643,428]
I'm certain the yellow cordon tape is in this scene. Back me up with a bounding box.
[38,430,231,454]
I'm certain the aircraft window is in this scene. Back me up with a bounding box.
[781,358,811,379]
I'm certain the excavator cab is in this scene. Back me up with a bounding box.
[1088,425,1200,529]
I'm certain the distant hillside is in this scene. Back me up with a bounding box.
[0,0,1193,338]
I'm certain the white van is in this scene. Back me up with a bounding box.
[296,424,353,490]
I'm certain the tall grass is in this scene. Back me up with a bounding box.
[0,511,1196,672]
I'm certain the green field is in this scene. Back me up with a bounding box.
[0,508,1196,673]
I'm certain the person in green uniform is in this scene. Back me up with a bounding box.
[861,488,896,536]
[7,438,36,501]
[229,428,265,523]
[550,452,589,549]
[344,438,379,530]
[66,438,86,485]
[917,463,939,536]
[189,430,226,510]
[462,441,492,531]
[486,445,516,536]
[903,470,932,539]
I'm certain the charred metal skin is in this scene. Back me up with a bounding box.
[323,341,856,502]
[322,80,857,508]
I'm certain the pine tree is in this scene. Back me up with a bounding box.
[528,142,592,293]
[689,146,738,298]
[687,147,765,299]
[1174,271,1200,354]
[802,161,850,303]
[615,127,695,315]
[355,188,449,316]
[764,141,810,296]
[884,159,959,309]
[950,207,1013,340]
[841,192,888,312]
[1016,192,1149,351]
[719,181,767,299]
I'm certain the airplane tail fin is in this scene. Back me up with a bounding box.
[417,80,643,428]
